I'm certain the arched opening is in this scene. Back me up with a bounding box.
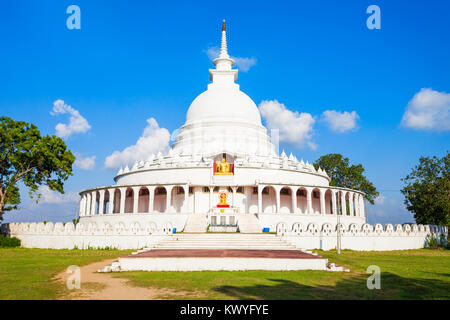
[138,187,149,213]
[154,187,167,213]
[296,188,307,214]
[113,189,121,213]
[336,190,343,215]
[94,191,100,215]
[124,188,134,213]
[312,188,321,213]
[213,153,235,175]
[325,189,332,214]
[171,186,185,213]
[279,187,292,214]
[345,192,351,215]
[103,190,110,214]
[262,186,276,213]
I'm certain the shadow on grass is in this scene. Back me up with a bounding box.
[212,272,450,300]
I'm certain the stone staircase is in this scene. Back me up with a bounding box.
[98,234,350,272]
[149,233,297,250]
[183,213,208,233]
[237,213,262,233]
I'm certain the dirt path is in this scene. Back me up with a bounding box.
[55,258,175,300]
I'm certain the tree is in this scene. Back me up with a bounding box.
[0,116,75,220]
[401,151,449,226]
[313,153,379,204]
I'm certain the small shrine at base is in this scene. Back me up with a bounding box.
[208,188,238,232]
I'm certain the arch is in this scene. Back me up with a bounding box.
[138,187,150,213]
[103,189,110,214]
[154,186,167,213]
[261,186,276,213]
[296,187,307,214]
[279,187,292,214]
[94,191,100,215]
[113,189,121,213]
[336,190,344,215]
[171,186,185,213]
[344,192,351,216]
[311,188,321,214]
[124,188,134,213]
[324,189,333,214]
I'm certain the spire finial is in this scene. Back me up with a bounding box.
[209,20,238,88]
[219,20,229,59]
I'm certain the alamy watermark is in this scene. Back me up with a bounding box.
[66,265,81,290]
[66,5,81,30]
[366,265,381,289]
[366,5,381,30]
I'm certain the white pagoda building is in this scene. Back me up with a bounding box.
[77,21,366,234]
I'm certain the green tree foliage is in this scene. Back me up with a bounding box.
[0,116,75,220]
[313,153,379,204]
[401,151,449,226]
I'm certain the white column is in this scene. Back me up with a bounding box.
[183,185,189,213]
[257,185,263,214]
[341,191,346,216]
[232,187,237,208]
[320,188,326,214]
[148,186,155,213]
[119,187,126,213]
[306,188,313,214]
[85,193,91,215]
[360,195,365,218]
[194,187,201,214]
[331,190,337,215]
[291,187,297,214]
[79,194,85,217]
[209,186,214,211]
[132,186,140,213]
[165,186,173,213]
[349,192,354,216]
[108,188,115,214]
[91,191,97,215]
[98,189,105,214]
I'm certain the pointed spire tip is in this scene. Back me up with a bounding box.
[222,19,226,32]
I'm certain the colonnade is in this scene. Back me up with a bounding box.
[79,184,365,218]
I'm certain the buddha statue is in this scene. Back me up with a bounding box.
[215,158,233,175]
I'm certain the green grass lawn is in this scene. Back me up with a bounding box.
[0,248,131,300]
[115,249,450,300]
[0,248,448,300]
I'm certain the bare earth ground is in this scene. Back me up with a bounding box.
[55,259,182,300]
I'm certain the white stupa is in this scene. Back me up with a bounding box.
[77,20,366,233]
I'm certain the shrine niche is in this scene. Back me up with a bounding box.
[213,153,234,175]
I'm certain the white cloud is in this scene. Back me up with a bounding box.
[374,195,386,205]
[206,46,257,72]
[401,88,450,131]
[74,154,96,170]
[104,117,170,169]
[258,100,316,150]
[321,110,359,133]
[37,185,79,204]
[50,99,91,138]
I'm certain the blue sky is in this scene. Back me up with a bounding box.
[1,0,449,225]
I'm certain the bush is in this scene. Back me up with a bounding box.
[0,234,21,247]
[426,236,439,249]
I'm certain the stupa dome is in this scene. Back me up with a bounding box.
[185,86,262,126]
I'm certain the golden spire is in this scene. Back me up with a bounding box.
[222,19,226,32]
